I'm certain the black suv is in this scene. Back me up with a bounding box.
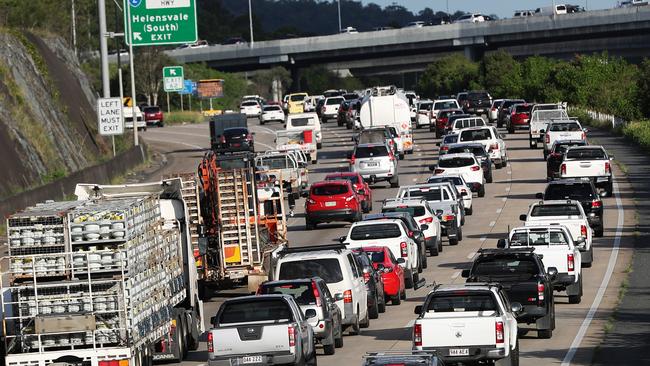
[463,248,557,339]
[465,91,492,115]
[539,178,604,236]
[352,251,386,320]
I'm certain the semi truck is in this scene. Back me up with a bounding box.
[1,178,204,366]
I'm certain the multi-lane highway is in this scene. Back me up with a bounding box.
[141,117,635,366]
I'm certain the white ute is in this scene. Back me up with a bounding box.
[560,145,614,197]
[413,283,520,365]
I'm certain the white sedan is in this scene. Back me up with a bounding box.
[261,105,285,125]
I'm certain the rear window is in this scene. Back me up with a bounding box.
[312,184,349,196]
[263,106,281,112]
[350,223,401,240]
[143,106,160,113]
[439,157,475,168]
[356,146,388,158]
[382,206,426,217]
[259,283,316,306]
[554,142,585,154]
[427,176,463,186]
[549,123,581,132]
[460,129,492,142]
[545,183,595,200]
[455,119,485,129]
[366,250,385,264]
[442,134,458,144]
[406,188,444,202]
[473,258,538,280]
[326,175,359,184]
[326,98,344,105]
[510,230,570,246]
[219,299,293,324]
[279,259,343,283]
[566,148,606,160]
[290,95,306,102]
[224,128,247,136]
[514,105,531,113]
[447,146,486,156]
[241,101,258,106]
[258,157,289,169]
[289,117,315,127]
[418,102,433,110]
[434,101,458,110]
[427,293,497,312]
[503,100,525,108]
[530,204,581,217]
[468,92,490,100]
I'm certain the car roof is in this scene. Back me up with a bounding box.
[353,218,403,226]
[439,152,476,160]
[533,199,581,206]
[262,278,322,286]
[383,199,427,208]
[326,172,359,178]
[356,143,388,148]
[288,112,318,118]
[566,145,604,151]
[548,178,593,185]
[311,180,351,187]
[433,284,494,292]
[433,98,458,103]
[365,212,413,221]
[552,139,586,145]
[428,173,464,180]
[448,142,486,149]
[224,294,292,304]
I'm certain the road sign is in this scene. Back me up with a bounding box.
[97,97,124,136]
[179,79,196,95]
[163,66,184,92]
[197,79,224,99]
[124,0,198,46]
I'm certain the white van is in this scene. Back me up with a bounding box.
[359,89,413,157]
[535,4,567,15]
[274,245,370,334]
[285,112,322,149]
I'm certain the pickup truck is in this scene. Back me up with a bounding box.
[276,129,318,164]
[397,183,463,245]
[498,225,583,304]
[207,294,317,366]
[463,248,557,339]
[528,106,569,149]
[521,200,594,267]
[412,283,520,365]
[255,151,307,198]
[559,146,614,197]
[542,120,587,159]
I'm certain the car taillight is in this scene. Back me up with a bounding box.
[288,325,296,347]
[414,324,422,347]
[538,282,545,305]
[343,289,352,303]
[349,155,356,164]
[442,214,455,222]
[592,200,602,208]
[99,361,126,366]
[545,134,550,144]
[581,224,587,238]
[434,168,445,174]
[568,253,575,271]
[389,154,395,162]
[400,242,408,257]
[246,133,253,141]
[581,132,586,140]
[605,161,611,174]
[321,106,326,113]
[363,271,371,283]
[207,332,214,353]
[561,163,566,175]
[490,143,498,151]
[312,280,321,307]
[495,321,504,344]
[471,165,481,171]
[306,198,316,204]
[440,146,449,152]
[419,217,433,224]
[220,136,226,144]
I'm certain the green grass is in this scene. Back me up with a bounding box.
[165,111,206,125]
[621,121,650,152]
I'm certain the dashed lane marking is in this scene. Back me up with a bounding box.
[451,271,462,279]
[502,197,508,202]
[505,187,511,192]
[466,252,476,259]
[489,221,496,227]
[404,319,415,329]
[140,137,203,150]
[496,208,502,213]
[480,236,487,242]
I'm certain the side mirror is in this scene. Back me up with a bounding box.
[301,191,310,198]
[535,192,544,199]
[397,258,406,264]
[583,128,589,133]
[461,269,470,278]
[414,305,423,315]
[338,235,347,244]
[357,189,366,195]
[376,263,385,271]
[210,316,217,325]
[511,302,523,315]
[497,238,508,249]
[519,214,527,221]
[304,309,317,319]
[436,142,441,147]
[540,129,545,134]
[435,210,443,217]
[547,267,558,278]
[609,156,615,161]
[420,224,429,231]
[334,293,344,301]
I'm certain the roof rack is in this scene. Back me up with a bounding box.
[478,247,535,254]
[278,244,348,255]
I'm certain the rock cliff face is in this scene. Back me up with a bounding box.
[0,30,106,198]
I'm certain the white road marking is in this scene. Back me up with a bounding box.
[496,208,502,213]
[466,252,476,259]
[250,125,276,135]
[256,142,276,150]
[141,137,203,149]
[505,187,511,192]
[412,178,418,182]
[145,130,208,139]
[480,236,487,242]
[489,221,496,227]
[404,319,415,328]
[507,170,512,175]
[451,271,462,279]
[561,180,624,366]
[502,197,508,202]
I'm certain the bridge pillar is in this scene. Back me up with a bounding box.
[464,46,485,62]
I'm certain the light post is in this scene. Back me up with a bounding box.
[337,0,342,32]
[248,0,254,47]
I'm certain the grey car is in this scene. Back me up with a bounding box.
[350,143,398,187]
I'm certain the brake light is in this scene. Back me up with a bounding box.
[343,290,352,303]
[349,155,356,164]
[442,214,455,222]
[538,282,545,305]
[581,224,587,238]
[495,321,504,344]
[434,168,445,174]
[363,271,371,283]
[98,361,122,366]
[288,325,296,347]
[321,106,326,113]
[312,280,321,307]
[400,242,408,257]
[207,331,214,352]
[471,165,481,171]
[419,217,433,224]
[581,132,586,140]
[568,253,575,271]
[414,324,422,347]
[440,146,449,152]
[561,163,566,175]
[592,200,602,208]
[246,133,253,141]
[545,134,550,144]
[490,143,498,150]
[220,135,226,144]
[605,161,611,174]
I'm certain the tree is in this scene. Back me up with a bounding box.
[480,50,522,98]
[520,56,562,103]
[417,54,479,97]
[250,66,292,100]
[637,58,650,117]
[133,47,174,106]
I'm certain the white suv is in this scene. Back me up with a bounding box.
[458,126,509,169]
[426,174,473,215]
[433,153,486,197]
[381,198,443,256]
[350,143,398,187]
[343,219,420,289]
[240,100,262,118]
[261,105,285,125]
[321,97,345,122]
[274,244,370,335]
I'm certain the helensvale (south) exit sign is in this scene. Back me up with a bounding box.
[124,0,198,46]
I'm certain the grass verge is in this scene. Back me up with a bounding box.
[165,111,206,125]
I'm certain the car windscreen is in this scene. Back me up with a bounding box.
[241,101,258,107]
[455,119,485,129]
[326,175,359,184]
[350,223,401,240]
[530,204,581,217]
[143,107,160,113]
[289,117,315,127]
[473,258,538,281]
[448,146,486,156]
[468,92,490,100]
[355,146,388,158]
[514,105,531,113]
[439,157,475,168]
[427,293,497,312]
[427,176,464,186]
[510,230,570,246]
[460,129,491,142]
[312,184,349,196]
[554,142,585,154]
[566,148,606,160]
[549,122,582,132]
[442,134,458,144]
[224,128,248,137]
[263,106,281,112]
[382,206,426,217]
[545,183,595,200]
[279,259,343,283]
[219,299,293,324]
[366,250,385,264]
[434,101,457,110]
[259,283,316,306]
[326,98,344,105]
[406,188,443,202]
[290,95,306,102]
[418,103,433,110]
[258,157,288,169]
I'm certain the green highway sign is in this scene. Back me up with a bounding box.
[163,66,184,92]
[124,0,198,46]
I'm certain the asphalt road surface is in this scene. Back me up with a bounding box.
[141,117,636,366]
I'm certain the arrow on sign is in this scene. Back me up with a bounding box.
[170,70,177,76]
[133,32,142,41]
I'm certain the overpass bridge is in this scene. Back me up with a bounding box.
[164,6,650,77]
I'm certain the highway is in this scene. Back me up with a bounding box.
[141,117,635,366]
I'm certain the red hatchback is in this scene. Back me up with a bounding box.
[506,103,532,133]
[143,106,164,127]
[361,246,406,305]
[324,172,373,213]
[304,180,362,230]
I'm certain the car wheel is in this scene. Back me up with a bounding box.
[305,219,315,231]
[478,185,486,197]
[457,226,463,241]
[503,157,508,167]
[369,295,379,319]
[508,127,515,134]
[349,313,361,336]
[334,324,344,348]
[495,161,503,170]
[449,235,459,245]
[421,253,428,269]
[497,120,503,128]
[466,205,473,215]
[317,142,322,149]
[568,276,583,304]
[323,327,336,355]
[429,244,439,257]
[260,119,265,125]
[404,269,414,289]
[391,294,401,305]
[486,173,493,183]
[306,349,317,366]
[390,175,399,188]
[359,309,370,329]
[378,294,386,313]
[412,271,419,286]
[400,288,407,300]
[538,328,553,339]
[595,226,604,237]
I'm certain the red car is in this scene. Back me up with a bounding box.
[324,172,373,213]
[506,103,532,133]
[432,109,464,138]
[304,180,362,230]
[361,246,406,305]
[143,106,164,127]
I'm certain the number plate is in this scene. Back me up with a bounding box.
[325,201,337,207]
[449,348,469,356]
[242,356,263,364]
[365,162,379,167]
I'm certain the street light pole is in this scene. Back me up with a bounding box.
[337,0,342,32]
[248,0,254,48]
[126,1,139,146]
[98,0,110,98]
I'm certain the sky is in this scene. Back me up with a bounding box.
[361,0,618,18]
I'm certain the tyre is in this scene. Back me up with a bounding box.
[429,244,439,257]
[399,154,405,160]
[583,246,594,268]
[359,309,370,329]
[449,235,459,246]
[323,327,336,355]
[391,294,401,305]
[457,226,463,241]
[334,324,344,348]
[400,289,407,300]
[543,152,548,160]
[369,295,379,319]
[260,119,265,125]
[478,185,486,197]
[495,161,503,170]
[170,313,185,361]
[538,328,553,339]
[466,205,473,215]
[317,142,322,149]
[595,226,604,237]
[421,253,428,269]
[438,238,443,253]
[486,173,493,183]
[568,276,583,304]
[305,219,315,231]
[503,157,508,167]
[306,349,318,366]
[508,127,515,134]
[497,120,503,128]
[404,269,414,289]
[412,271,419,286]
[390,175,399,188]
[349,314,361,336]
[378,295,386,313]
